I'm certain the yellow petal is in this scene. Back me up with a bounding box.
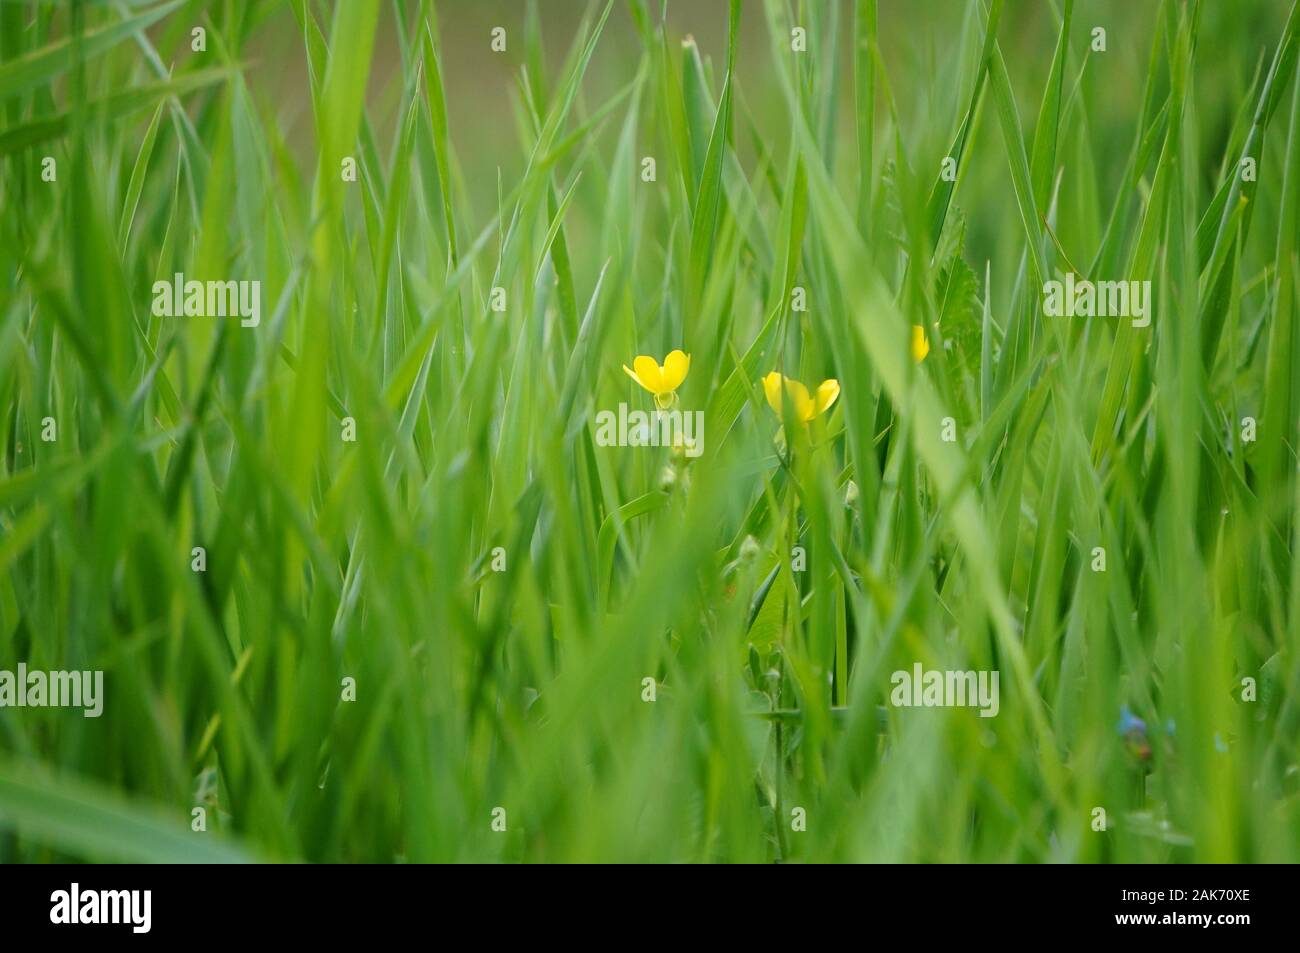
[632,355,663,393]
[660,350,690,391]
[762,372,786,414]
[623,364,644,388]
[814,379,840,416]
[787,378,815,421]
[911,325,930,362]
[764,372,821,421]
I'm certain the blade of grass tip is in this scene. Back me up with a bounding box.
[544,175,581,344]
[493,1,613,300]
[116,99,166,250]
[1200,1,1300,269]
[985,26,1047,286]
[1029,0,1073,215]
[1197,1,1300,370]
[557,260,612,430]
[421,19,459,268]
[371,76,423,344]
[682,34,715,196]
[1090,0,1171,281]
[1193,55,1264,268]
[658,27,695,213]
[688,0,740,307]
[924,0,1004,249]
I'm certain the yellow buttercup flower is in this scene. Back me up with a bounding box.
[762,372,840,422]
[624,350,691,409]
[912,325,930,362]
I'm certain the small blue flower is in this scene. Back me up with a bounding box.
[1119,706,1152,761]
[1118,706,1146,736]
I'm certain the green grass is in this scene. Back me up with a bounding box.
[1,0,1299,863]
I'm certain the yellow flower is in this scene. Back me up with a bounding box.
[624,350,691,409]
[912,325,930,362]
[762,372,840,422]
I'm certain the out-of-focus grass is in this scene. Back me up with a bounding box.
[0,0,1298,862]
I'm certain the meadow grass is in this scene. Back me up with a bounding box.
[1,0,1299,863]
